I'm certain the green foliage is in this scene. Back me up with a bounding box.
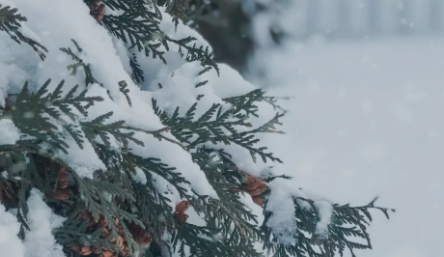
[97,0,219,82]
[260,194,395,257]
[152,88,284,162]
[104,12,167,63]
[130,53,145,83]
[0,2,393,257]
[4,80,102,154]
[165,36,219,75]
[60,40,98,87]
[0,4,47,60]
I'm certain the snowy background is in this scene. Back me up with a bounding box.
[244,1,444,256]
[249,25,444,257]
[243,0,444,254]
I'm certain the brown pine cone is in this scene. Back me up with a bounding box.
[88,0,106,22]
[175,200,190,222]
[238,169,268,207]
[128,223,152,249]
[118,235,125,250]
[58,180,69,189]
[100,227,110,238]
[4,94,17,111]
[0,182,15,206]
[98,216,110,228]
[70,246,81,252]
[100,250,113,257]
[252,196,266,206]
[175,200,190,213]
[123,244,130,256]
[175,212,189,222]
[80,246,92,255]
[80,210,91,220]
[248,182,267,197]
[57,167,69,189]
[53,188,71,200]
[245,175,266,191]
[80,210,96,227]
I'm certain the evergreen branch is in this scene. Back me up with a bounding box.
[152,94,283,163]
[161,0,191,20]
[0,4,48,60]
[102,13,167,63]
[121,125,188,151]
[132,182,174,240]
[166,36,219,75]
[60,40,98,86]
[81,112,144,150]
[129,53,144,83]
[223,89,265,118]
[262,96,289,114]
[1,80,103,153]
[260,195,395,257]
[118,80,132,107]
[102,0,161,21]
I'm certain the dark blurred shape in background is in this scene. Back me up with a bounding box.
[157,0,285,72]
[158,0,444,73]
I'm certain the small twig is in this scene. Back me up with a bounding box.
[121,126,187,151]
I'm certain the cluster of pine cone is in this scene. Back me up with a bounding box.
[71,211,134,257]
[70,200,190,257]
[244,173,268,206]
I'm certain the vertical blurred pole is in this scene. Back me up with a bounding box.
[292,0,310,39]
[368,0,382,35]
[408,0,431,34]
[307,0,320,36]
[379,0,400,35]
[338,0,352,37]
[430,0,444,32]
[348,0,369,37]
[317,0,340,37]
[397,0,412,35]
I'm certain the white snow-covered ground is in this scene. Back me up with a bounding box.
[254,36,444,257]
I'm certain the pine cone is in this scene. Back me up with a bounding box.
[88,0,106,22]
[82,246,93,255]
[57,167,69,189]
[123,244,130,256]
[238,169,269,207]
[98,216,110,228]
[100,250,113,257]
[80,210,96,227]
[128,223,152,249]
[252,196,266,206]
[245,175,266,191]
[53,188,72,200]
[100,227,110,238]
[118,235,125,250]
[72,246,92,256]
[175,200,190,222]
[248,182,267,197]
[4,94,17,111]
[80,210,92,220]
[175,212,188,222]
[0,181,15,206]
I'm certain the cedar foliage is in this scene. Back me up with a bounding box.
[0,1,394,257]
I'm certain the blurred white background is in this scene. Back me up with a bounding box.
[249,1,444,256]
